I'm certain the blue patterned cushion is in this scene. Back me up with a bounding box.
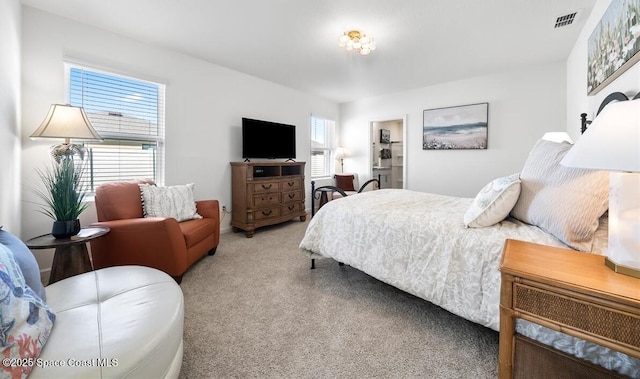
[0,230,46,301]
[0,243,56,378]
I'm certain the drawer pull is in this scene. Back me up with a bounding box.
[287,182,295,187]
[261,184,273,189]
[288,205,295,211]
[288,193,295,199]
[262,210,273,216]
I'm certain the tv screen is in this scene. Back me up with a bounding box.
[242,118,296,159]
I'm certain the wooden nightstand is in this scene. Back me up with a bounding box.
[499,239,640,379]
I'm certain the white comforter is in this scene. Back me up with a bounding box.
[299,189,570,331]
[300,189,640,377]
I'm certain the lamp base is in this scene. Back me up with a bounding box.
[50,143,87,162]
[605,257,640,279]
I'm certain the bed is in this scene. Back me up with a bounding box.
[299,93,640,378]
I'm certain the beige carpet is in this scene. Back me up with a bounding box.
[179,219,499,378]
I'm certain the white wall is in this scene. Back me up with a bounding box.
[340,62,567,197]
[21,7,338,269]
[0,0,22,234]
[567,0,640,136]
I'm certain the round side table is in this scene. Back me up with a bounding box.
[26,226,110,285]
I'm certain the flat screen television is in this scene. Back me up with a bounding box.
[242,118,296,159]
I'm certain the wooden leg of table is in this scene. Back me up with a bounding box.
[49,243,93,285]
[499,274,515,379]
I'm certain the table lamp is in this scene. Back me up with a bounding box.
[334,146,349,173]
[561,99,640,278]
[30,104,103,162]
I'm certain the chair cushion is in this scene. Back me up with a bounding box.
[96,180,155,221]
[179,218,217,248]
[140,183,202,222]
[335,175,356,191]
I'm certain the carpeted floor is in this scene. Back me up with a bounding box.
[179,219,499,378]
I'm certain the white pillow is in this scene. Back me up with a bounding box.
[510,139,609,251]
[139,183,203,222]
[464,173,521,228]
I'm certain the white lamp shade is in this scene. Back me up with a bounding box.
[561,99,640,173]
[334,147,349,159]
[542,132,573,144]
[30,104,102,141]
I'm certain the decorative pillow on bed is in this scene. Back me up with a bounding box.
[464,173,521,228]
[139,183,203,222]
[0,243,56,378]
[510,139,609,251]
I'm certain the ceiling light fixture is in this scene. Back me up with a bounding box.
[339,30,376,55]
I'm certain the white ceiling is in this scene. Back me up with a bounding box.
[21,0,596,104]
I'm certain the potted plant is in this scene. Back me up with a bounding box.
[34,159,88,238]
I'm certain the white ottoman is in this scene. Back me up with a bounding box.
[29,266,184,378]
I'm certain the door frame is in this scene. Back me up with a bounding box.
[369,114,407,189]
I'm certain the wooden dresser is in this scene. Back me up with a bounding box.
[230,161,306,237]
[499,239,640,379]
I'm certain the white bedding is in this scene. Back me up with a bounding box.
[299,189,640,377]
[300,189,572,331]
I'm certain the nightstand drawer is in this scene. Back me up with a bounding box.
[514,283,640,350]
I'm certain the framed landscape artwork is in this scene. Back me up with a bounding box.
[423,103,488,150]
[588,0,640,95]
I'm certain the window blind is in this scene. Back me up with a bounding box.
[310,116,334,178]
[67,65,165,191]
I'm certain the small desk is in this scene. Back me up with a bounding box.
[499,239,640,378]
[26,227,110,285]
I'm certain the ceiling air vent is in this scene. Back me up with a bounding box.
[554,10,581,28]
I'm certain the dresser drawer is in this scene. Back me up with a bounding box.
[282,190,302,203]
[254,207,280,220]
[281,178,301,191]
[253,193,280,208]
[253,181,280,193]
[281,202,303,216]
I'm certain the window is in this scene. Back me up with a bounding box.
[310,116,335,178]
[66,64,165,192]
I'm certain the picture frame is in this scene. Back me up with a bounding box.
[423,103,488,150]
[380,129,390,144]
[587,0,640,96]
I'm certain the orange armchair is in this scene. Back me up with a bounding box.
[89,181,220,282]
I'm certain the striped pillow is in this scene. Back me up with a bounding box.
[510,139,609,251]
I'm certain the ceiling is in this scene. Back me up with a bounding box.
[21,0,596,104]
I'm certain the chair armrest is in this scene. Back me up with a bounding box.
[196,200,219,219]
[358,177,380,193]
[89,217,188,277]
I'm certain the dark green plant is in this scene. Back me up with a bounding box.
[34,159,88,221]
